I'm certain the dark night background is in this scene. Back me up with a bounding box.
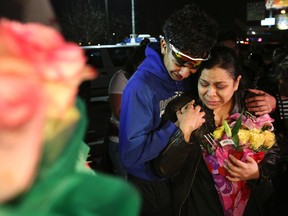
[1,0,283,43]
[119,0,248,37]
[51,0,251,38]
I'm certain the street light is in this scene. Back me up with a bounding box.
[104,0,111,43]
[131,0,137,43]
[132,0,135,35]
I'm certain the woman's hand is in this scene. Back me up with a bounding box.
[224,154,260,182]
[245,89,276,116]
[176,100,205,142]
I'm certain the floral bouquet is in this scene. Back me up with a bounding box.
[201,111,275,216]
[0,19,96,203]
[0,19,141,216]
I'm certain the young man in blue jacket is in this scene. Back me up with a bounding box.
[119,3,278,216]
[119,4,217,215]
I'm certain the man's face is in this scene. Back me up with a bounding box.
[161,39,198,81]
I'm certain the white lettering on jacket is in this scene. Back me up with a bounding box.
[159,91,184,117]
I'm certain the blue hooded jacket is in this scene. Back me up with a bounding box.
[119,43,192,180]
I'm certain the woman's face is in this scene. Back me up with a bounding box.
[198,66,241,111]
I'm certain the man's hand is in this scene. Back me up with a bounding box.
[245,89,276,116]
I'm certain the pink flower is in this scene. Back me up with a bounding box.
[0,19,97,118]
[0,19,97,203]
[227,113,242,121]
[0,74,46,203]
[229,112,274,131]
[255,114,274,131]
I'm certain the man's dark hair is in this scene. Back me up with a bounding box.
[162,4,218,58]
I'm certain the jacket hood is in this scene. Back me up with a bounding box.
[138,42,172,81]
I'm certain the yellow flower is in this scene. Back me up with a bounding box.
[238,129,250,144]
[213,125,225,140]
[249,129,265,150]
[263,130,275,149]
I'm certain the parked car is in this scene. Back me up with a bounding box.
[81,44,140,98]
[80,44,139,151]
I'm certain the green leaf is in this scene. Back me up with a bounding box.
[231,112,243,137]
[232,134,239,148]
[223,120,232,137]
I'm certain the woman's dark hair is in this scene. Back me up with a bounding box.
[198,45,246,113]
[199,46,243,80]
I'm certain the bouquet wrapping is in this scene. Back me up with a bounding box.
[201,112,275,216]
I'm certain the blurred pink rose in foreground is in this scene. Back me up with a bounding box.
[0,19,97,203]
